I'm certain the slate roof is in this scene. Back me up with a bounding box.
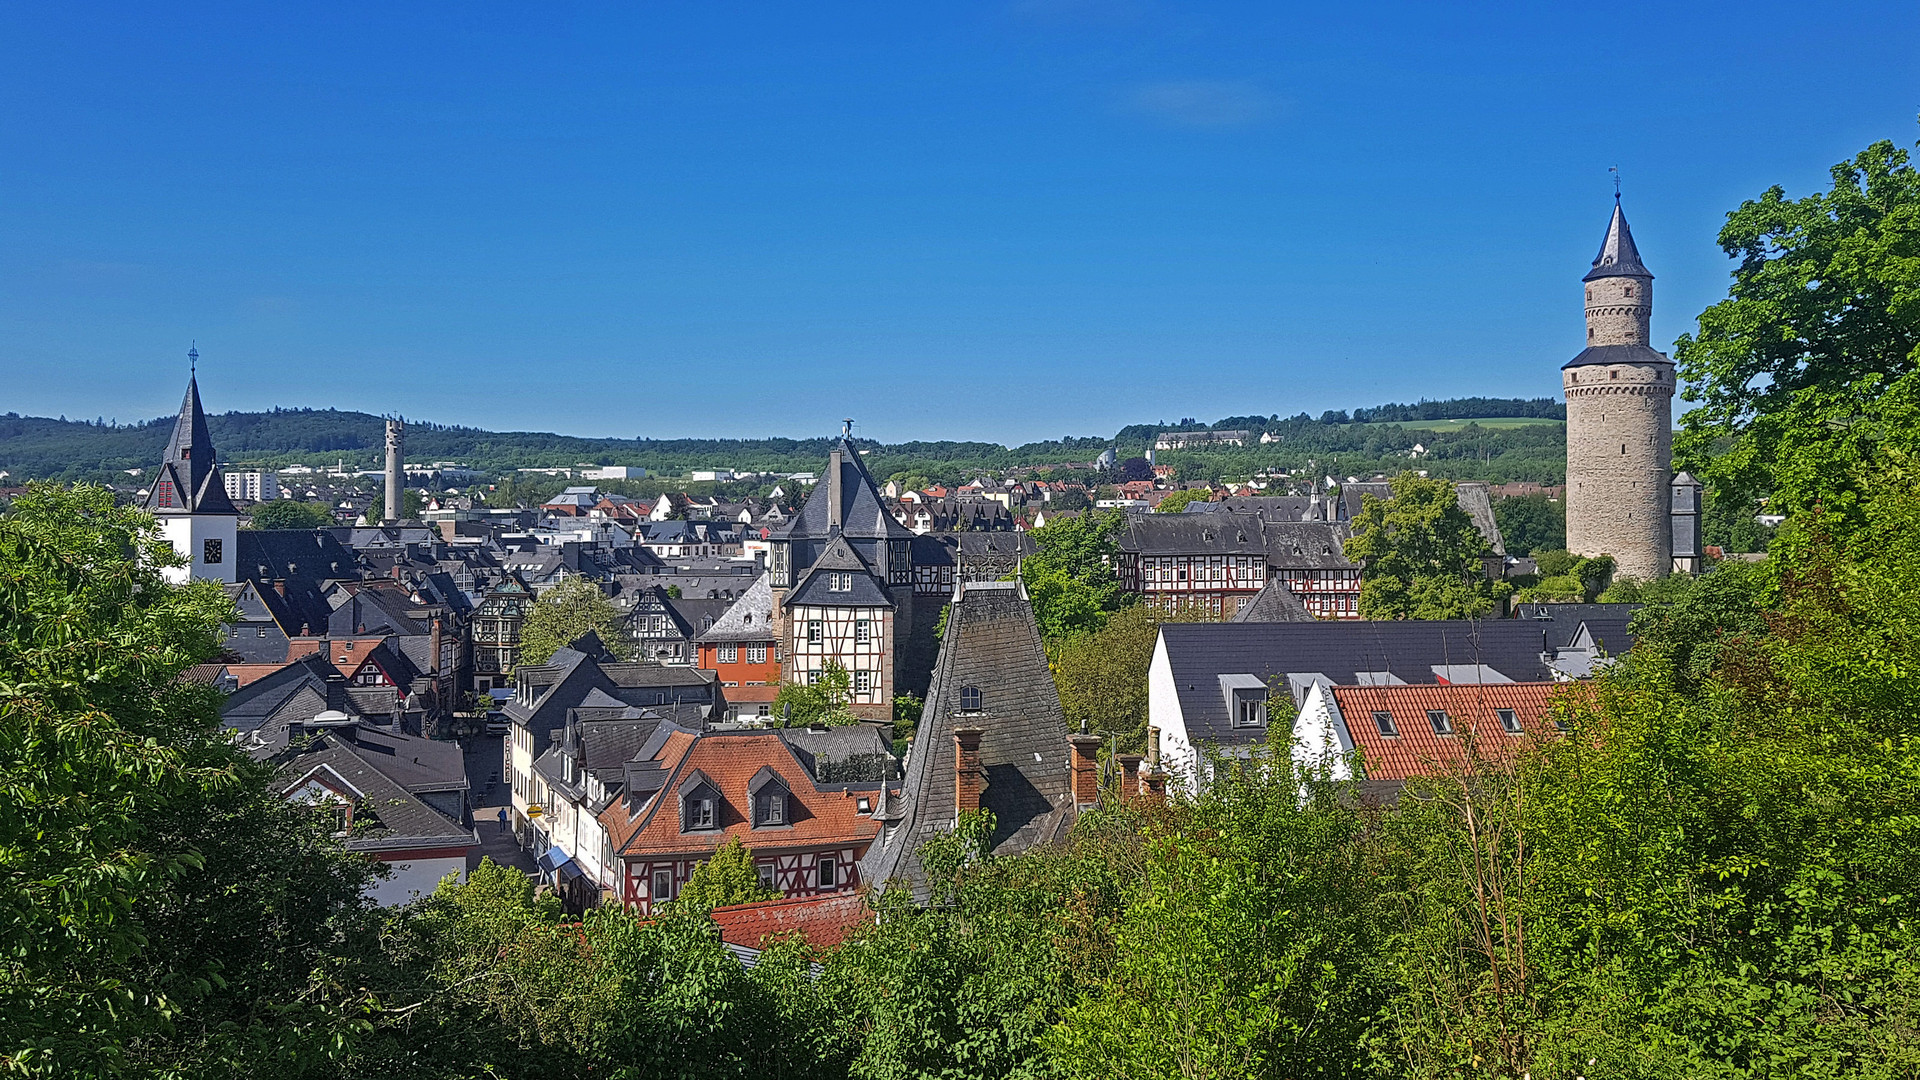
[143,375,239,516]
[1118,511,1269,555]
[1584,200,1652,281]
[1561,343,1674,370]
[1192,496,1315,522]
[773,439,915,543]
[1231,579,1315,622]
[1514,603,1643,647]
[1329,682,1575,781]
[861,580,1074,898]
[957,532,1035,559]
[234,530,363,635]
[220,654,347,744]
[695,574,777,643]
[276,735,474,853]
[1454,483,1506,556]
[1158,619,1633,750]
[786,536,893,607]
[1260,522,1356,569]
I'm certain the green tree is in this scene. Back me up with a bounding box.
[1152,489,1209,514]
[1675,132,1920,528]
[769,660,857,726]
[1050,488,1092,512]
[1021,508,1131,640]
[362,488,424,523]
[1052,603,1205,751]
[1344,472,1506,619]
[246,499,336,529]
[1492,493,1563,555]
[517,576,633,668]
[675,837,780,912]
[0,484,387,1076]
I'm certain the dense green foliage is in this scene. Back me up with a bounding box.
[1514,549,1615,603]
[517,576,635,669]
[769,660,861,726]
[1050,604,1205,753]
[1345,472,1507,619]
[1020,509,1132,640]
[675,838,781,911]
[1492,493,1563,555]
[1675,132,1920,525]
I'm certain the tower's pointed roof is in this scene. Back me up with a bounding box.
[1584,199,1652,281]
[144,374,239,515]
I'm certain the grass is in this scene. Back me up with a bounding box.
[1353,417,1565,432]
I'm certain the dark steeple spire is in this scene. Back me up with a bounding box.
[1583,200,1652,282]
[144,357,239,516]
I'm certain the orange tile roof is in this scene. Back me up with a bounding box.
[710,892,873,952]
[1330,682,1577,781]
[600,730,887,859]
[725,685,781,703]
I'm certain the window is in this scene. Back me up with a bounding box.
[1428,710,1453,736]
[155,480,176,508]
[747,644,767,665]
[1554,716,1571,733]
[854,669,872,694]
[855,619,870,643]
[958,685,983,712]
[1372,711,1398,737]
[652,868,673,901]
[718,643,738,664]
[830,572,852,592]
[1235,694,1264,727]
[202,539,222,564]
[257,627,268,638]
[755,791,785,826]
[1497,708,1522,734]
[806,620,822,644]
[757,861,775,888]
[817,857,837,889]
[856,796,872,814]
[689,797,715,829]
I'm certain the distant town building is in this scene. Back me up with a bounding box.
[225,469,281,503]
[1154,430,1249,450]
[582,466,648,481]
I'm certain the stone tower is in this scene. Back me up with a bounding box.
[144,352,240,585]
[1563,199,1675,581]
[384,419,405,523]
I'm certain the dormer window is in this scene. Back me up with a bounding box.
[830,572,852,592]
[755,791,785,826]
[958,685,983,712]
[680,771,722,832]
[689,797,715,829]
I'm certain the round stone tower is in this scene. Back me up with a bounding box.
[1563,198,1675,581]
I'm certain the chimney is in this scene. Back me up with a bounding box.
[953,727,985,817]
[828,446,844,529]
[384,419,405,523]
[1143,770,1168,805]
[1146,725,1161,769]
[272,578,286,597]
[1115,753,1143,802]
[1068,734,1102,810]
[429,617,443,676]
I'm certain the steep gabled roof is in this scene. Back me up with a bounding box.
[1584,200,1652,282]
[696,574,777,643]
[774,439,915,542]
[144,375,240,516]
[786,536,893,608]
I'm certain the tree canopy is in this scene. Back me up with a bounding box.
[1344,472,1506,619]
[246,499,337,529]
[1020,508,1131,640]
[517,576,634,668]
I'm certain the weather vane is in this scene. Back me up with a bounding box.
[842,418,855,439]
[188,341,198,375]
[1610,165,1621,200]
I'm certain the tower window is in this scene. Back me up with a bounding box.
[155,480,176,509]
[958,685,983,712]
[1610,370,1619,379]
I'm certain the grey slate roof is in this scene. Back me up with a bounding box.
[773,439,915,543]
[1191,496,1316,522]
[695,574,777,643]
[143,375,239,516]
[1231,579,1315,622]
[1118,512,1269,555]
[1158,618,1636,749]
[276,735,473,853]
[1454,483,1506,556]
[1260,522,1356,569]
[1584,200,1652,281]
[786,536,894,608]
[860,580,1074,898]
[1561,343,1674,370]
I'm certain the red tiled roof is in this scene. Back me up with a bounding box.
[600,731,887,858]
[725,684,781,703]
[710,892,873,952]
[1331,682,1578,781]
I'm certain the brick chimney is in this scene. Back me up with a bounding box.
[272,578,286,597]
[954,727,985,817]
[1068,734,1102,810]
[1143,770,1168,805]
[1115,753,1143,802]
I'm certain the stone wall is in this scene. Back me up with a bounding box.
[1564,361,1674,580]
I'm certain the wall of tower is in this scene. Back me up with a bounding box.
[384,420,405,523]
[1583,276,1652,347]
[1564,362,1674,581]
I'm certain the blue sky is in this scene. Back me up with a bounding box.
[3,2,1916,444]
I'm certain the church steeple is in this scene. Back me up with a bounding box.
[1584,199,1652,282]
[145,359,238,516]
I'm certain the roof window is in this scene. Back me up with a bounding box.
[1428,710,1453,736]
[958,685,983,713]
[1372,711,1398,737]
[1497,708,1522,734]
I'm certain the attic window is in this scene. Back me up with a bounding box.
[958,685,983,713]
[830,572,852,592]
[1497,708,1522,734]
[754,790,786,826]
[1372,711,1398,737]
[857,796,872,814]
[1428,710,1453,736]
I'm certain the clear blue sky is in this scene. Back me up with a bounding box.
[3,2,1916,445]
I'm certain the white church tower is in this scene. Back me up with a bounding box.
[144,348,239,585]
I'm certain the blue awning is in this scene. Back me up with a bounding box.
[536,846,574,874]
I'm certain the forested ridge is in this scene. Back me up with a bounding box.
[0,397,1566,485]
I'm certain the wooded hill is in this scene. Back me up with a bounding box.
[0,396,1568,485]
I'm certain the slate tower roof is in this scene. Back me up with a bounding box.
[1583,200,1652,282]
[775,438,915,542]
[144,374,238,516]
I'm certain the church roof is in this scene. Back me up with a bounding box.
[144,375,239,516]
[1583,200,1652,282]
[774,439,915,542]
